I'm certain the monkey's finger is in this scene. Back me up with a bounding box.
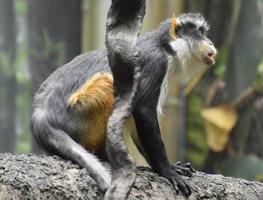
[171,171,192,197]
[171,179,179,194]
[174,162,196,174]
[175,161,182,166]
[180,167,193,177]
[173,169,183,175]
[172,165,193,177]
[182,162,196,173]
[177,181,191,197]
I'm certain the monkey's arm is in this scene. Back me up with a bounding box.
[133,104,192,196]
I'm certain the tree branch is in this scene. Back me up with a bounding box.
[1,154,262,200]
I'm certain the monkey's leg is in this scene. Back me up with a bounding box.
[32,121,111,192]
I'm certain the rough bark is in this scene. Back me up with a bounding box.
[0,154,262,200]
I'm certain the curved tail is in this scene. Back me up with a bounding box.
[105,0,146,199]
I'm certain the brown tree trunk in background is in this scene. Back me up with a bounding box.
[0,0,17,153]
[27,0,82,154]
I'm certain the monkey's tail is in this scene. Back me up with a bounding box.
[30,110,111,192]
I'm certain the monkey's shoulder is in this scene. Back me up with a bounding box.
[34,50,110,98]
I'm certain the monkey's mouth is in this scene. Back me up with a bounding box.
[203,53,216,65]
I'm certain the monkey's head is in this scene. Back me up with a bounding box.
[158,13,217,83]
[170,13,217,66]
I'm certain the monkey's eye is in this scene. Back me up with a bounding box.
[199,27,205,34]
[186,22,196,30]
[175,24,182,33]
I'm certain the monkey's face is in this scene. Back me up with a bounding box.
[169,13,217,68]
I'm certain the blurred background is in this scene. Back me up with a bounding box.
[0,0,262,182]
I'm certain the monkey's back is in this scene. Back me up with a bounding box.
[31,49,113,154]
[31,30,167,155]
[34,49,110,100]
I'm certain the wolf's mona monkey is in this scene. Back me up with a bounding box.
[31,10,216,197]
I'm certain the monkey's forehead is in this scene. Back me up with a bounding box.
[177,13,209,30]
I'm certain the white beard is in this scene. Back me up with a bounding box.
[157,38,208,115]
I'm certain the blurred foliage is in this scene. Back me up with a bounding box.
[15,0,27,15]
[16,89,31,153]
[255,59,263,91]
[0,51,14,77]
[30,31,65,68]
[214,47,228,79]
[15,0,31,154]
[186,95,208,169]
[222,155,263,181]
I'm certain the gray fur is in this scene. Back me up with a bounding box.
[177,13,210,32]
[31,7,216,199]
[31,50,112,191]
[104,0,146,199]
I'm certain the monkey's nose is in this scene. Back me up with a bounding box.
[204,50,217,65]
[207,52,215,58]
[208,45,217,58]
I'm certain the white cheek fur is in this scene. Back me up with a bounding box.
[157,39,208,115]
[169,38,208,81]
[170,39,191,67]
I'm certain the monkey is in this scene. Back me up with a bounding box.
[31,12,217,197]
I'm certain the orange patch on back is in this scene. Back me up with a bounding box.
[68,73,114,113]
[68,72,114,152]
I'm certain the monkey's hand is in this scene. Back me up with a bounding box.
[160,164,193,197]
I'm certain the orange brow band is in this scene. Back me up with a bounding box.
[170,14,177,40]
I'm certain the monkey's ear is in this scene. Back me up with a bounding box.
[170,15,177,40]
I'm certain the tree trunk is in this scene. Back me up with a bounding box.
[225,0,263,101]
[0,0,17,153]
[0,153,262,200]
[27,0,82,154]
[225,0,263,155]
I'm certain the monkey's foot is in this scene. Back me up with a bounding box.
[160,166,191,196]
[172,161,196,177]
